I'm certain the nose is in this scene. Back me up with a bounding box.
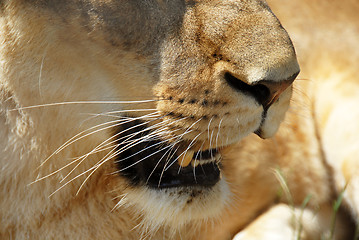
[224,71,299,109]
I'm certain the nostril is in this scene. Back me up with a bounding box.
[224,71,298,108]
[224,72,252,93]
[255,73,298,108]
[252,84,270,106]
[224,72,271,106]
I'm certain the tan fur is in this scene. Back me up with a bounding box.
[0,0,357,239]
[225,0,359,239]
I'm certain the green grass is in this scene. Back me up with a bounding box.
[354,219,359,240]
[328,190,345,240]
[354,220,359,240]
[274,168,307,240]
[273,168,358,240]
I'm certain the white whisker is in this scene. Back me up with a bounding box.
[193,140,206,182]
[75,147,119,195]
[109,127,178,167]
[50,143,121,197]
[34,143,115,185]
[38,45,48,101]
[36,112,160,172]
[48,165,95,198]
[111,193,128,212]
[163,117,203,172]
[69,118,171,175]
[115,129,182,163]
[10,100,159,111]
[81,109,158,123]
[117,142,176,173]
[177,131,203,174]
[215,118,224,149]
[207,117,213,141]
[60,144,116,184]
[145,141,180,185]
[158,144,181,187]
[208,117,215,158]
[110,122,177,159]
[34,113,163,186]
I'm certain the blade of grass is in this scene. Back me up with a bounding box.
[354,219,359,240]
[296,194,312,240]
[329,189,345,240]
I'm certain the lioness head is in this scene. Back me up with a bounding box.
[1,0,299,232]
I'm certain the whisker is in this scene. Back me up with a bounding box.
[177,131,203,174]
[38,45,48,101]
[75,147,120,195]
[116,141,176,173]
[145,140,180,185]
[115,129,182,163]
[34,114,162,185]
[110,128,177,166]
[75,119,171,166]
[208,117,215,159]
[111,193,128,212]
[39,111,181,178]
[36,112,160,171]
[110,111,188,148]
[10,100,159,111]
[49,142,123,197]
[207,117,213,142]
[32,144,115,185]
[60,143,117,184]
[158,136,188,177]
[113,114,189,148]
[31,156,84,185]
[73,120,163,165]
[40,110,207,195]
[215,118,224,149]
[158,144,181,187]
[193,141,206,182]
[109,116,166,146]
[163,118,203,172]
[48,164,96,198]
[109,121,180,160]
[80,108,158,123]
[78,111,160,130]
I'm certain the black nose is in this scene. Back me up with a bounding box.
[224,72,299,109]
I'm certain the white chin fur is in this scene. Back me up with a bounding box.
[123,178,231,231]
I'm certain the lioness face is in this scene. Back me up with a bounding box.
[3,0,299,230]
[113,1,299,228]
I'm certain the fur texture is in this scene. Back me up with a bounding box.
[0,0,357,239]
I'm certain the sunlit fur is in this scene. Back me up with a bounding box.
[0,0,357,239]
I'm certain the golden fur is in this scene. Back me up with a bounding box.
[0,0,358,239]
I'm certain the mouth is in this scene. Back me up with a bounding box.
[113,119,222,189]
[150,148,221,188]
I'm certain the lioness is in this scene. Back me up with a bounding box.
[0,0,357,239]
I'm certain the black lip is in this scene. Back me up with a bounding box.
[113,119,221,189]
